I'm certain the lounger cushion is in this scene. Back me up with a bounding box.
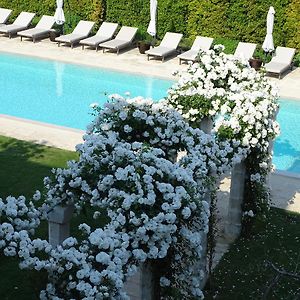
[177,50,198,61]
[146,46,176,57]
[100,39,130,50]
[80,35,111,46]
[264,62,290,74]
[18,28,49,38]
[55,34,85,44]
[0,24,27,34]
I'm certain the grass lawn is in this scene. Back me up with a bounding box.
[205,208,300,299]
[0,135,78,299]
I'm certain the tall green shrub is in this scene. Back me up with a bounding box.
[187,0,230,39]
[284,0,300,50]
[0,0,105,31]
[106,0,149,32]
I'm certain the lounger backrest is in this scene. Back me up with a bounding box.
[0,7,12,24]
[115,26,138,41]
[96,22,118,38]
[234,42,257,60]
[36,15,55,30]
[272,46,296,64]
[13,12,35,27]
[73,20,95,35]
[160,32,183,49]
[191,36,214,51]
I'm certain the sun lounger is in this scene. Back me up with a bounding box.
[17,15,55,43]
[99,26,138,54]
[177,36,214,64]
[234,42,257,60]
[0,11,35,38]
[264,46,296,79]
[0,7,12,25]
[55,20,95,48]
[80,22,118,51]
[146,32,183,62]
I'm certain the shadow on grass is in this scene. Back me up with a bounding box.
[0,136,77,199]
[205,208,300,299]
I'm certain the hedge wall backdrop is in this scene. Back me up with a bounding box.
[0,0,299,49]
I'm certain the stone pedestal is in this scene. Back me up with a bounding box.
[200,117,213,134]
[124,263,155,300]
[225,161,246,241]
[48,205,74,247]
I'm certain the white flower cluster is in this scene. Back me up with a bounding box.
[0,195,41,254]
[0,95,249,299]
[41,96,248,298]
[167,45,280,221]
[167,45,279,152]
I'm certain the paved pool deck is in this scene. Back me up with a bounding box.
[0,36,299,215]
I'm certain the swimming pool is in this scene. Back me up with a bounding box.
[0,53,299,174]
[0,53,173,130]
[273,99,300,174]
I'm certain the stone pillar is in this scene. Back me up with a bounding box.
[48,205,74,247]
[124,264,154,300]
[225,161,246,241]
[200,117,213,134]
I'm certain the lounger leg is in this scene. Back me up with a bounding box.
[117,48,119,55]
[71,43,73,49]
[58,42,60,47]
[20,36,23,41]
[82,45,84,50]
[162,56,164,63]
[147,54,149,61]
[96,46,98,52]
[179,58,181,65]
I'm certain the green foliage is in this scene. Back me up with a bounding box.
[293,52,300,67]
[187,0,230,39]
[0,0,299,50]
[213,37,239,54]
[0,0,105,33]
[284,0,300,50]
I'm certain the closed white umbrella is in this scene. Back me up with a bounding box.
[262,6,275,52]
[147,0,157,37]
[54,0,65,25]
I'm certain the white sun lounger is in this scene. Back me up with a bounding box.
[177,36,214,64]
[264,46,296,79]
[146,32,183,62]
[0,11,35,38]
[80,22,118,51]
[99,26,138,54]
[234,42,257,60]
[0,7,12,25]
[17,15,55,43]
[55,20,95,48]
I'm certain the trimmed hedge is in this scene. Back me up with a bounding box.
[0,0,105,32]
[0,0,299,50]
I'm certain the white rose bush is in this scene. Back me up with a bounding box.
[0,46,279,299]
[167,45,280,229]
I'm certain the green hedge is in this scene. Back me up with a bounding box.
[0,0,299,50]
[0,0,105,32]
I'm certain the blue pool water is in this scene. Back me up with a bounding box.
[0,53,173,130]
[273,99,300,174]
[0,53,299,173]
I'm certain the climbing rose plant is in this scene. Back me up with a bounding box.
[0,96,245,299]
[167,45,280,224]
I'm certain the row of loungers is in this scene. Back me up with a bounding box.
[0,9,297,78]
